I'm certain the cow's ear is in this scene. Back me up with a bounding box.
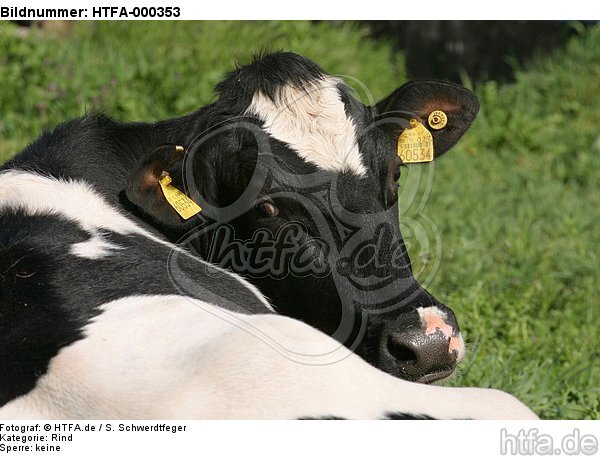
[373,80,479,159]
[125,145,205,230]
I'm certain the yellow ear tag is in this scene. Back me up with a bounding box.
[158,173,202,220]
[397,118,434,164]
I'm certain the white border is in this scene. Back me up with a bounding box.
[0,420,599,456]
[0,0,598,20]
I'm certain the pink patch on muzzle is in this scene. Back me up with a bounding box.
[417,307,464,357]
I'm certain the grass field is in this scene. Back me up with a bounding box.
[0,21,598,419]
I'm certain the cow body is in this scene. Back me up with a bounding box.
[0,171,536,419]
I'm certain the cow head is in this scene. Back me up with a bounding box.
[126,52,479,383]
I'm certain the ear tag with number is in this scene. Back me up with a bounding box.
[397,118,434,164]
[158,173,202,220]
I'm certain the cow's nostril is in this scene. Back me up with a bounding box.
[380,329,457,383]
[386,335,418,365]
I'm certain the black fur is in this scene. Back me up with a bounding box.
[384,412,435,420]
[215,51,327,108]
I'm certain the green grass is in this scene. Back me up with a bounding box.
[404,25,600,419]
[0,21,598,419]
[0,21,402,162]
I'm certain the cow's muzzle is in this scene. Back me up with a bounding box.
[377,306,465,383]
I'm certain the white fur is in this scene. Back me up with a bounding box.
[0,170,142,234]
[0,170,273,312]
[247,77,367,176]
[0,295,537,419]
[70,234,122,259]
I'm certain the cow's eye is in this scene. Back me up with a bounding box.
[393,167,401,182]
[257,201,279,218]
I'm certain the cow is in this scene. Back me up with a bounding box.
[0,170,537,419]
[3,52,478,384]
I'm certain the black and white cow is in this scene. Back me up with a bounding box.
[3,52,480,385]
[0,171,536,418]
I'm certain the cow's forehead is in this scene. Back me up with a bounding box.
[245,77,368,177]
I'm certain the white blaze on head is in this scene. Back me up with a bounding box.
[246,77,367,176]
